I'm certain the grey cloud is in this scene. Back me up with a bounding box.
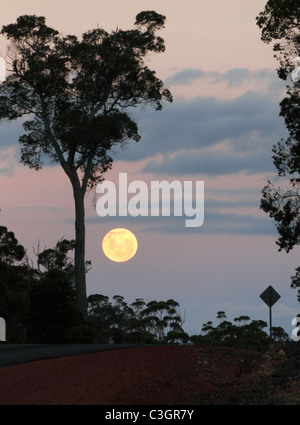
[0,119,24,148]
[223,68,275,87]
[84,190,273,237]
[0,147,18,176]
[201,211,276,236]
[165,68,215,85]
[205,198,259,209]
[165,67,277,87]
[84,210,276,236]
[142,145,275,176]
[114,86,287,167]
[0,119,25,175]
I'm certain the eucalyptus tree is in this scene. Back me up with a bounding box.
[141,299,185,342]
[256,2,300,256]
[0,225,25,264]
[256,0,300,79]
[0,12,172,318]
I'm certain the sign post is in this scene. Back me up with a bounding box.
[259,285,280,340]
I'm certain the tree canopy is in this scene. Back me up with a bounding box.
[257,1,300,299]
[256,0,300,79]
[0,12,172,180]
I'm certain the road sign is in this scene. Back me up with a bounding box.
[259,285,281,339]
[260,285,280,308]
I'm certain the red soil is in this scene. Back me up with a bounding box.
[0,345,299,405]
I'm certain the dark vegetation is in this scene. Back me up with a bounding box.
[257,0,300,298]
[0,225,289,347]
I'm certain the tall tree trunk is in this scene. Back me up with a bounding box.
[73,186,88,320]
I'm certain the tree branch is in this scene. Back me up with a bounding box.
[39,96,69,173]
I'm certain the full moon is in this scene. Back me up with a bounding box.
[102,228,138,262]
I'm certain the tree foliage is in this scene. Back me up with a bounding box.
[190,312,289,350]
[0,226,26,264]
[0,227,33,341]
[26,269,81,343]
[87,294,188,344]
[256,2,300,298]
[256,0,300,79]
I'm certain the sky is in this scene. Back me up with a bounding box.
[0,0,299,338]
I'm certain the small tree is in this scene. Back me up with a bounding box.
[27,269,80,343]
[195,315,271,349]
[141,299,185,343]
[201,321,214,334]
[271,326,289,342]
[0,12,172,319]
[0,226,32,342]
[0,226,26,265]
[216,311,227,322]
[234,315,251,326]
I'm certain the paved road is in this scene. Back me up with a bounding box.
[0,344,141,368]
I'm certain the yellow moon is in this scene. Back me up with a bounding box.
[102,228,138,262]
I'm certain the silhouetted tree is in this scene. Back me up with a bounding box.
[257,1,300,250]
[189,312,285,350]
[26,237,85,342]
[216,311,227,322]
[141,299,185,343]
[26,269,80,343]
[256,0,300,80]
[0,227,34,342]
[256,1,300,298]
[234,315,251,326]
[86,294,186,344]
[37,239,75,275]
[0,226,26,265]
[271,326,290,342]
[201,321,214,334]
[0,12,172,319]
[291,266,300,300]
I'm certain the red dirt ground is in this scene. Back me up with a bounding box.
[0,344,299,405]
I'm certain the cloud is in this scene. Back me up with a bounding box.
[84,207,276,237]
[0,119,24,148]
[165,68,213,85]
[0,146,18,176]
[142,144,275,176]
[142,211,276,236]
[0,119,25,176]
[165,67,278,88]
[114,82,287,173]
